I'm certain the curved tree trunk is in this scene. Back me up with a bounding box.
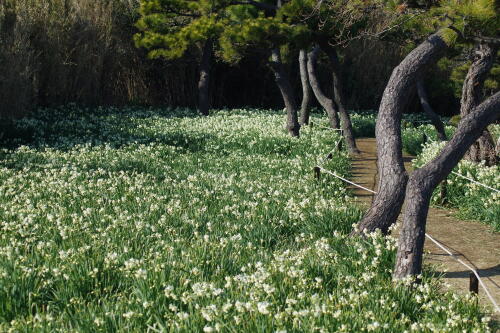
[270,47,300,137]
[299,49,312,126]
[352,33,448,236]
[324,47,360,154]
[416,78,447,141]
[307,46,340,129]
[198,39,213,116]
[394,92,500,279]
[460,43,498,166]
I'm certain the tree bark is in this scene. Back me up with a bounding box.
[324,46,360,154]
[352,33,448,236]
[270,47,301,137]
[416,78,447,141]
[394,92,500,279]
[299,49,312,126]
[307,46,340,129]
[460,43,498,166]
[198,39,213,116]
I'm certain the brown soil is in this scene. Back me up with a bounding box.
[350,138,500,322]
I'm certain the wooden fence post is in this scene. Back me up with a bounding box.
[337,139,343,151]
[314,166,321,180]
[469,273,479,294]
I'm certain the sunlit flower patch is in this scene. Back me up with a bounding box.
[414,140,499,231]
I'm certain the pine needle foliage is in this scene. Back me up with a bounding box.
[134,0,229,59]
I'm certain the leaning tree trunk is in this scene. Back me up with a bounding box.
[460,43,498,166]
[198,39,213,116]
[394,91,500,279]
[324,46,360,154]
[416,78,447,141]
[270,48,301,137]
[299,50,313,126]
[307,46,340,129]
[352,33,448,236]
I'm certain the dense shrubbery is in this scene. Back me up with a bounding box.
[414,140,500,232]
[401,124,455,156]
[0,107,491,331]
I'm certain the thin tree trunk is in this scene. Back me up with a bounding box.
[198,39,213,116]
[394,92,500,279]
[352,33,448,236]
[460,43,498,166]
[270,47,300,137]
[324,46,360,154]
[299,49,312,126]
[307,46,340,129]
[416,78,447,141]
[463,128,498,166]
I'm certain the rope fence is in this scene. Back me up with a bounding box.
[310,115,500,311]
[424,233,500,313]
[314,159,500,313]
[309,121,344,133]
[450,171,500,193]
[318,139,343,165]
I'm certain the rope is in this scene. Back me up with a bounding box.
[316,164,500,313]
[319,139,343,164]
[317,166,376,194]
[450,171,500,193]
[310,121,344,132]
[424,234,500,313]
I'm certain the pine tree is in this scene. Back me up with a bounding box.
[218,1,311,136]
[351,0,500,279]
[134,0,228,116]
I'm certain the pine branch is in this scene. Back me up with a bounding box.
[229,0,277,11]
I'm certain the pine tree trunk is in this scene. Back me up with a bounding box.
[198,39,213,116]
[352,33,448,236]
[460,43,498,166]
[416,78,447,141]
[270,48,300,137]
[307,46,340,129]
[324,47,360,154]
[394,92,500,279]
[299,49,312,126]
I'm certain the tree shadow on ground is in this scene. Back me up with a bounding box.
[431,264,500,286]
[0,107,213,153]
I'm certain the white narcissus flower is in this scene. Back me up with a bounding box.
[257,301,270,315]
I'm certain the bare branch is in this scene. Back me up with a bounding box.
[229,0,277,11]
[472,36,500,46]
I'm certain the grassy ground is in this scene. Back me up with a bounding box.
[0,107,492,332]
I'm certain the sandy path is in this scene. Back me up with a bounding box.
[350,138,500,321]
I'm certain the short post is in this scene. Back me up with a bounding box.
[337,139,343,151]
[313,166,321,180]
[469,272,479,294]
[327,153,333,160]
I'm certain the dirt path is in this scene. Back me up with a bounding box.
[350,138,500,319]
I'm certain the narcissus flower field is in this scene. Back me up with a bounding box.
[0,107,492,332]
